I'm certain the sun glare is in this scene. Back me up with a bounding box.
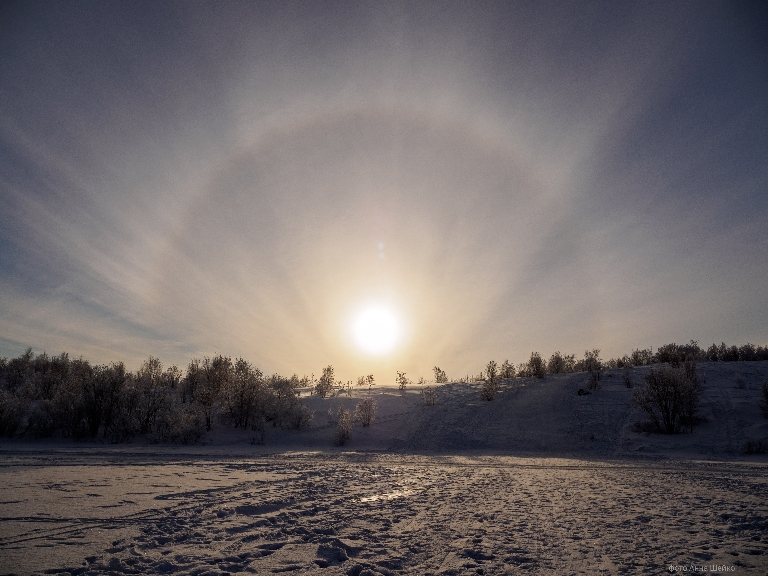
[352,305,401,355]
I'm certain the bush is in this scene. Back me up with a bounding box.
[335,405,352,445]
[518,352,545,379]
[632,361,703,434]
[280,402,314,430]
[480,360,499,400]
[547,352,575,374]
[760,382,768,418]
[578,349,603,390]
[630,348,654,366]
[433,366,448,384]
[655,341,702,364]
[421,386,438,406]
[396,371,409,391]
[500,360,515,379]
[354,397,376,426]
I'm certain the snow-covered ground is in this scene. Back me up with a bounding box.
[1,362,767,575]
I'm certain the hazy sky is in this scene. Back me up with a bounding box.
[1,1,766,381]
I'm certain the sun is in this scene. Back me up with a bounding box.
[352,305,401,355]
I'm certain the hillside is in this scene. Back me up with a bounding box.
[291,361,768,459]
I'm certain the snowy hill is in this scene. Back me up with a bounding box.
[280,361,768,460]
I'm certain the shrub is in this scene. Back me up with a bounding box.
[499,359,515,379]
[421,386,438,406]
[480,360,499,400]
[396,371,409,391]
[760,382,768,418]
[280,402,314,429]
[655,341,702,364]
[518,352,546,379]
[547,352,575,374]
[335,405,352,445]
[579,349,603,389]
[630,348,654,366]
[433,366,448,384]
[632,361,703,434]
[354,397,376,426]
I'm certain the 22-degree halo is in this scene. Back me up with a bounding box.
[352,306,401,355]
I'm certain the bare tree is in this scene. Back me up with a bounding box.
[198,355,232,431]
[221,358,265,429]
[632,361,703,434]
[315,365,335,398]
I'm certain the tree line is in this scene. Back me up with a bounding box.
[0,340,765,441]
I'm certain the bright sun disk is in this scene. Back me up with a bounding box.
[352,306,401,355]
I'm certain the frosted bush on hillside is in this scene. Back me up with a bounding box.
[761,382,768,418]
[480,360,499,400]
[577,350,603,390]
[632,361,703,434]
[336,405,352,445]
[518,352,546,379]
[280,402,313,430]
[547,352,575,374]
[354,397,376,426]
[630,348,654,366]
[500,359,515,379]
[421,386,438,406]
[433,366,448,384]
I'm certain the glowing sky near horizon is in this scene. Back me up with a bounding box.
[1,1,766,380]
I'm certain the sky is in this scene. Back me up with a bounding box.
[1,1,767,382]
